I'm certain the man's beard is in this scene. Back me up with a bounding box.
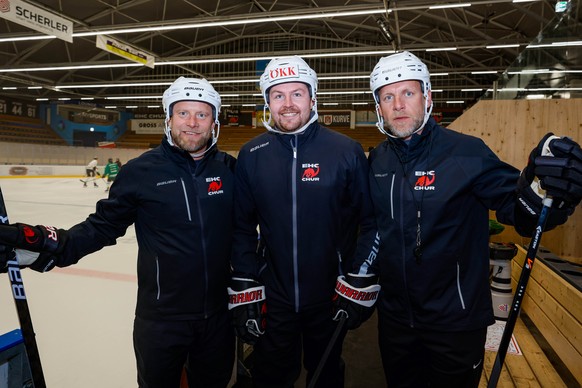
[171,129,212,154]
[385,115,424,139]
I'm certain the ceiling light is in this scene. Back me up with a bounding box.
[471,71,498,74]
[486,44,520,49]
[425,47,457,52]
[446,101,465,104]
[429,3,471,10]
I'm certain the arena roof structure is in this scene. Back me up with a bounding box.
[1,0,580,124]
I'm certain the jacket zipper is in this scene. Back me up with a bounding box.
[397,172,415,327]
[291,136,300,312]
[155,256,161,300]
[457,262,466,310]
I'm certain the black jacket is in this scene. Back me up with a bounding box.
[231,122,379,312]
[60,139,236,320]
[365,118,552,331]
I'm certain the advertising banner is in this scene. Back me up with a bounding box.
[0,0,73,42]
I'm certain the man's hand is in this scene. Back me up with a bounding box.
[227,277,267,345]
[0,223,67,253]
[1,248,57,273]
[333,273,381,330]
[521,133,582,211]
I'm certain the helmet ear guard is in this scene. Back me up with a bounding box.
[162,77,221,148]
[369,51,433,138]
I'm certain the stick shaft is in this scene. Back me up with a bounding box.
[488,198,552,388]
[0,186,47,388]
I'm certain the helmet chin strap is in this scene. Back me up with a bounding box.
[375,95,433,139]
[262,100,318,135]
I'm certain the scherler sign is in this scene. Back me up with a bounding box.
[0,0,73,43]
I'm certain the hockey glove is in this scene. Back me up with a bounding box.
[0,248,57,273]
[333,273,381,330]
[0,223,66,273]
[520,133,582,209]
[227,277,267,345]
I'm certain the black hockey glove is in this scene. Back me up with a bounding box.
[227,277,267,345]
[0,223,66,273]
[518,133,582,219]
[0,248,57,273]
[332,273,381,330]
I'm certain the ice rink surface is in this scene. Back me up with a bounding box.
[0,177,139,387]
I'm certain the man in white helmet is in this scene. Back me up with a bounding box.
[0,77,237,387]
[360,51,582,387]
[228,56,380,387]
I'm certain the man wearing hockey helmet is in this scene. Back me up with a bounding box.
[0,77,237,388]
[363,51,582,387]
[229,56,379,387]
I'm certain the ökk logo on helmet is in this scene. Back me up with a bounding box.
[269,66,299,81]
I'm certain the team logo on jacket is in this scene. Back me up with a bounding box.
[414,170,435,190]
[302,163,320,181]
[206,177,224,195]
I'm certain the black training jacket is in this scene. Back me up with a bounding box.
[60,139,236,320]
[365,118,546,331]
[231,122,379,312]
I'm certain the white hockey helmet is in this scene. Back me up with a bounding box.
[260,56,318,102]
[162,77,221,148]
[370,51,433,138]
[259,56,319,134]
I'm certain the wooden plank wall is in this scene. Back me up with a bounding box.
[448,99,582,261]
[512,245,582,385]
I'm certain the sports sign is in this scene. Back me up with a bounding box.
[96,35,155,68]
[0,0,73,42]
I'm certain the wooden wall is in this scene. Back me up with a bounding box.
[448,99,582,262]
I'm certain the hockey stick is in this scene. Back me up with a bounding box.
[0,185,47,388]
[487,197,553,388]
[307,312,347,388]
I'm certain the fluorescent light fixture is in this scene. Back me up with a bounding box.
[471,71,498,74]
[80,97,94,100]
[318,91,369,95]
[461,88,483,92]
[2,87,16,90]
[323,103,339,106]
[525,94,547,99]
[0,63,142,73]
[36,98,49,101]
[431,89,443,93]
[56,82,172,89]
[0,35,55,43]
[431,73,449,77]
[527,41,582,48]
[426,47,457,52]
[74,9,389,37]
[352,102,368,105]
[446,101,465,104]
[27,86,42,89]
[513,0,541,3]
[105,106,117,108]
[58,98,71,101]
[147,105,160,108]
[126,106,138,108]
[507,69,550,74]
[429,3,471,9]
[242,104,256,107]
[486,44,520,49]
